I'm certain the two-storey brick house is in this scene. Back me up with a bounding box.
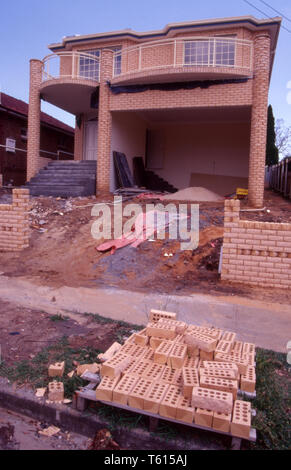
[27,15,281,206]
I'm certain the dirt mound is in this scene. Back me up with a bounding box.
[162,187,224,202]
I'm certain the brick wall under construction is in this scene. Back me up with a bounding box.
[0,188,30,251]
[221,199,291,288]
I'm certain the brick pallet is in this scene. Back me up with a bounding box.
[74,310,257,448]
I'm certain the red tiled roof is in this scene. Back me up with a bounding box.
[0,92,74,134]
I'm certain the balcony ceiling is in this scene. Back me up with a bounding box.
[40,79,99,115]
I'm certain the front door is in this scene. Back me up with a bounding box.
[83,120,98,160]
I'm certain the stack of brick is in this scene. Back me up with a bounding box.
[221,199,291,288]
[0,188,30,251]
[95,309,256,439]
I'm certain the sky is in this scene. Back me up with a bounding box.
[0,0,290,128]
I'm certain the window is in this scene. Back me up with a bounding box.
[6,138,16,153]
[184,36,235,67]
[112,46,122,76]
[21,128,27,141]
[79,50,100,80]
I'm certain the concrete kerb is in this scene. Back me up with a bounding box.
[0,378,223,450]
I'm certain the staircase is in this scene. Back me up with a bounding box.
[144,170,177,193]
[26,160,97,197]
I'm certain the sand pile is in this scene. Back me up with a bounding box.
[161,187,224,202]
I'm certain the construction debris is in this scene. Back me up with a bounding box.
[48,381,64,402]
[48,361,65,377]
[35,387,46,398]
[39,425,61,437]
[76,363,100,376]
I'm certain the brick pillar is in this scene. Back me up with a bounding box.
[248,33,271,208]
[97,49,113,193]
[74,116,83,161]
[27,59,42,181]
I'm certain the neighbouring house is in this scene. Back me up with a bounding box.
[0,92,74,186]
[26,15,281,206]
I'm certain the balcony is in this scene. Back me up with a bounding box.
[40,52,100,115]
[112,36,253,85]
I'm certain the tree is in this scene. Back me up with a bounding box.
[275,119,291,157]
[266,105,279,166]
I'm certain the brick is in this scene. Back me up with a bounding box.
[159,320,187,335]
[149,309,176,323]
[182,367,199,398]
[184,331,217,353]
[48,381,64,402]
[144,382,169,414]
[133,328,149,346]
[242,343,255,355]
[112,374,139,405]
[183,356,199,368]
[201,361,239,379]
[161,366,182,386]
[146,322,176,340]
[212,411,231,432]
[159,384,181,419]
[128,360,151,377]
[142,362,165,381]
[232,341,243,355]
[48,361,65,377]
[169,343,187,369]
[215,340,232,355]
[240,366,256,393]
[120,343,147,358]
[186,344,200,357]
[192,386,233,414]
[199,350,214,361]
[214,352,249,375]
[101,353,132,378]
[96,375,121,401]
[154,341,175,364]
[200,374,238,399]
[149,336,164,350]
[176,395,195,423]
[142,348,155,362]
[221,331,236,343]
[128,377,153,409]
[230,400,251,439]
[194,408,213,428]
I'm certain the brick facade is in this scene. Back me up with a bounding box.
[0,188,30,251]
[0,93,74,186]
[27,17,280,205]
[221,200,291,288]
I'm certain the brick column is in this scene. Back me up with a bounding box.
[74,116,83,161]
[248,33,271,208]
[26,59,43,181]
[97,49,113,193]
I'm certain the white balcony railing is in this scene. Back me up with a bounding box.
[42,51,100,83]
[112,36,253,78]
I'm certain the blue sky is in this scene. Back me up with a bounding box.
[0,0,290,128]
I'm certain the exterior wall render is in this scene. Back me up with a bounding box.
[0,188,30,251]
[221,199,291,288]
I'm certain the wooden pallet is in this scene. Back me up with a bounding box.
[73,386,256,449]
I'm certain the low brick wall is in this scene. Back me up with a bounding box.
[221,199,291,288]
[0,188,30,251]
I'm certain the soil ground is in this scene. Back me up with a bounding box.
[0,407,89,450]
[0,188,290,305]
